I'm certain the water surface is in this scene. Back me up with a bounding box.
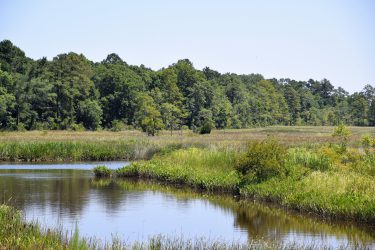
[0,163,374,248]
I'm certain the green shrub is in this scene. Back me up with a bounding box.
[332,124,351,153]
[93,165,112,178]
[236,138,287,182]
[199,122,212,134]
[71,123,86,131]
[361,134,375,155]
[111,120,127,132]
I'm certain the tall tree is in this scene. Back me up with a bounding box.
[93,55,145,127]
[49,53,96,128]
[135,94,164,136]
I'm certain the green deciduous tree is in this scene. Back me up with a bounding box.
[49,53,96,128]
[77,99,103,130]
[160,103,185,135]
[0,39,375,132]
[135,94,164,136]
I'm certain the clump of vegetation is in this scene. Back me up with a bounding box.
[240,142,375,224]
[199,121,212,134]
[235,138,287,182]
[0,140,160,162]
[286,147,332,171]
[361,134,375,155]
[117,148,240,193]
[93,165,112,178]
[332,124,352,153]
[0,205,70,249]
[110,119,127,132]
[70,123,86,131]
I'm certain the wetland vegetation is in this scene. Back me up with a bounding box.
[113,136,375,225]
[0,125,374,249]
[1,2,374,249]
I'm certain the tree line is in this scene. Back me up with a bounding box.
[0,40,374,134]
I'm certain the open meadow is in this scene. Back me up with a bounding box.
[1,126,374,145]
[0,126,374,162]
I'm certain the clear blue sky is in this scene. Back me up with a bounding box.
[1,0,374,93]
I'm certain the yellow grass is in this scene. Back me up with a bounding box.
[0,126,373,147]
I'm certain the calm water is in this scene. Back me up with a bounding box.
[0,163,374,248]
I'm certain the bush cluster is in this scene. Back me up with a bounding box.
[235,138,287,182]
[93,165,112,178]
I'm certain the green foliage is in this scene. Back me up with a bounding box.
[195,108,214,134]
[286,147,332,171]
[93,165,112,178]
[236,138,287,182]
[76,99,102,130]
[0,205,67,249]
[1,40,375,131]
[110,119,127,131]
[112,139,375,224]
[70,123,85,131]
[0,140,158,162]
[361,134,375,154]
[199,121,212,134]
[135,93,164,136]
[160,102,185,135]
[332,124,352,153]
[117,148,240,193]
[48,52,96,129]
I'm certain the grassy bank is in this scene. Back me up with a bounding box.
[116,148,240,192]
[0,204,73,249]
[0,140,161,162]
[0,205,362,250]
[115,141,375,225]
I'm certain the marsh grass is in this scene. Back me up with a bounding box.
[116,147,240,193]
[114,140,375,224]
[0,126,374,162]
[241,172,375,223]
[2,127,375,248]
[286,147,332,171]
[0,140,160,162]
[0,204,69,249]
[93,165,112,178]
[240,144,375,224]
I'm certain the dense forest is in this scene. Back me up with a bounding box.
[0,40,374,134]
